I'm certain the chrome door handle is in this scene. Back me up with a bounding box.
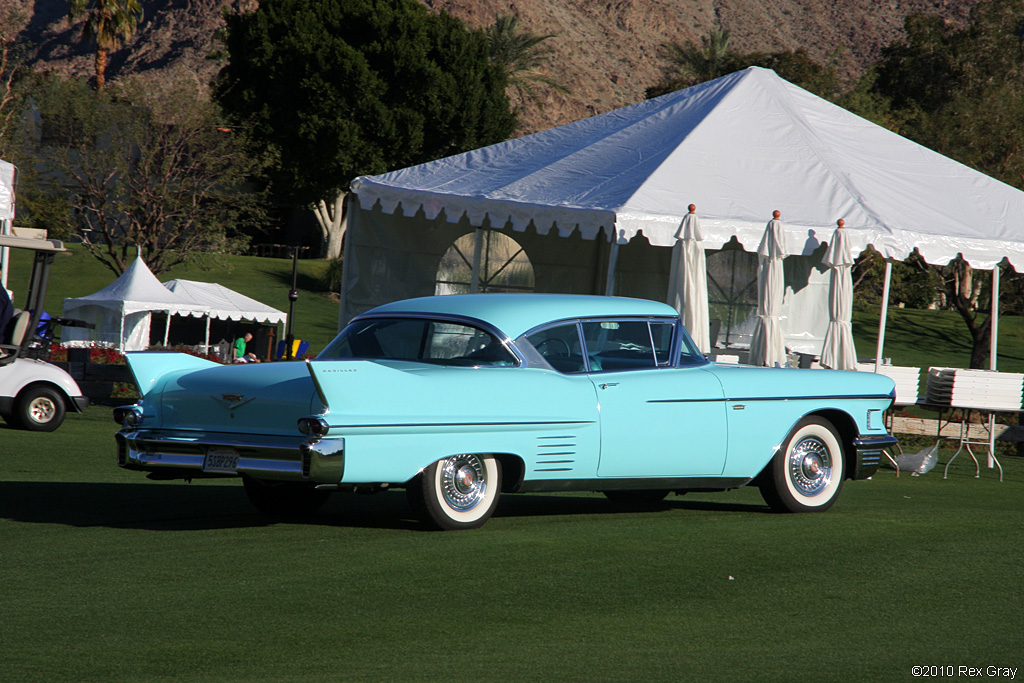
[599,382,619,389]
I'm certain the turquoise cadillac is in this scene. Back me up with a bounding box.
[115,294,897,530]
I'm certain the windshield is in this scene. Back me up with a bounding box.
[319,317,517,367]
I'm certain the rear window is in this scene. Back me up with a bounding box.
[319,317,517,367]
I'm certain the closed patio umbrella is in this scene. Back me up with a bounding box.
[749,211,788,367]
[820,219,857,370]
[667,204,710,354]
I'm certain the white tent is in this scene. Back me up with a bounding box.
[0,159,16,293]
[163,279,287,352]
[63,258,208,351]
[164,280,287,324]
[343,66,1024,358]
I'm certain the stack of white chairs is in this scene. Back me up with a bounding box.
[925,367,1024,411]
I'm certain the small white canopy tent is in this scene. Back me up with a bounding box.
[62,258,207,351]
[164,279,287,351]
[344,66,1024,361]
[163,280,287,324]
[0,159,17,293]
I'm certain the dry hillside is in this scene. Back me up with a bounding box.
[15,0,978,133]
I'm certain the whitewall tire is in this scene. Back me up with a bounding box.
[759,417,845,513]
[407,454,501,530]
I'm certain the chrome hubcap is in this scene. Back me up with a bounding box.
[28,397,56,423]
[788,437,832,496]
[439,455,488,511]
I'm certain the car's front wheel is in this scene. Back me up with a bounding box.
[759,416,845,513]
[242,476,330,517]
[407,454,501,530]
[13,386,66,432]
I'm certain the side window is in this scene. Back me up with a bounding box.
[320,318,516,366]
[678,328,706,365]
[525,323,586,373]
[582,321,658,371]
[650,322,675,366]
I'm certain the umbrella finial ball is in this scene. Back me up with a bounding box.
[688,204,696,213]
[837,218,845,228]
[772,210,781,219]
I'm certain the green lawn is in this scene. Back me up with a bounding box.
[1,408,1021,682]
[853,304,1024,373]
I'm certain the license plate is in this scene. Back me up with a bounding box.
[204,447,240,473]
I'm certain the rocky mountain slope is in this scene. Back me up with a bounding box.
[16,0,978,134]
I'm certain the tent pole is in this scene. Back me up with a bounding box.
[204,316,211,355]
[988,265,1000,469]
[604,227,619,297]
[990,265,999,371]
[0,218,9,291]
[874,260,892,374]
[164,311,171,347]
[470,227,483,294]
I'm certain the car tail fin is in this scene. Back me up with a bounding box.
[304,359,330,411]
[125,351,220,398]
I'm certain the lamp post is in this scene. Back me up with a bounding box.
[285,247,299,359]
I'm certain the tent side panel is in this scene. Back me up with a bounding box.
[342,205,473,324]
[611,233,673,302]
[342,205,623,324]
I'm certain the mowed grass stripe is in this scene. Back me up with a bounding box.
[2,409,1021,681]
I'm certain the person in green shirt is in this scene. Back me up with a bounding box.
[233,332,259,362]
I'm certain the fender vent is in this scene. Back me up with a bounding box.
[535,434,576,472]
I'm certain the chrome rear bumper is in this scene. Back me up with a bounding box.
[116,429,345,483]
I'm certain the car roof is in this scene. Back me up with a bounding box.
[363,294,679,339]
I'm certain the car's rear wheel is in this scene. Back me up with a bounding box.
[759,416,844,513]
[13,386,65,432]
[602,489,671,506]
[407,454,501,530]
[242,476,330,517]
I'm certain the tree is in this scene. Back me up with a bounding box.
[0,5,28,156]
[217,0,516,259]
[868,0,1024,367]
[485,14,566,109]
[68,0,144,91]
[853,249,943,310]
[647,29,839,100]
[25,73,265,276]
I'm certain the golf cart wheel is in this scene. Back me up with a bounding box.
[13,386,66,432]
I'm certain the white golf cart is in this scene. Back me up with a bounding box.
[0,234,90,431]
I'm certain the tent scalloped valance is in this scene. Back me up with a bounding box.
[351,66,1024,272]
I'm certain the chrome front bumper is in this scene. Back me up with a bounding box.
[116,429,345,483]
[851,434,899,480]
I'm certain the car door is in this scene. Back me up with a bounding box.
[582,319,728,478]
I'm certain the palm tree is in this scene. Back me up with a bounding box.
[485,13,567,108]
[660,29,734,87]
[68,0,144,91]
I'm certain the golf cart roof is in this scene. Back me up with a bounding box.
[0,233,66,253]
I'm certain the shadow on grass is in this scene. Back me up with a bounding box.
[495,493,770,518]
[0,482,770,531]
